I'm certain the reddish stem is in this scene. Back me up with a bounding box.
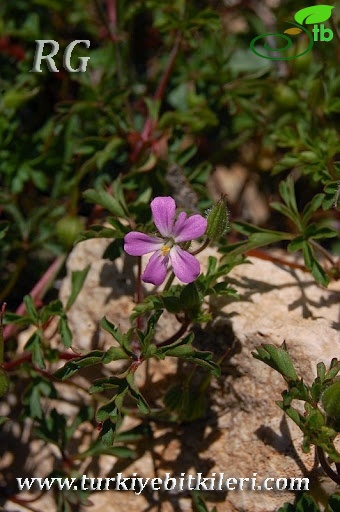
[246,248,308,272]
[107,0,117,33]
[130,33,181,162]
[3,254,66,342]
[156,320,190,348]
[7,495,43,512]
[3,351,80,371]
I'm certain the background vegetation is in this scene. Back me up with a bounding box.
[0,1,339,511]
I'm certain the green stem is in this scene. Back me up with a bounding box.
[309,239,335,267]
[163,271,176,292]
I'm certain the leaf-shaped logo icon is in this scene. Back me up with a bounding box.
[294,5,334,25]
[284,28,302,35]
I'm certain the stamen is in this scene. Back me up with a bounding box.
[161,245,170,256]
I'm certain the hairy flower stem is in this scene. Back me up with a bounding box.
[316,446,340,485]
[136,256,143,331]
[190,238,210,256]
[163,271,176,292]
[156,320,190,348]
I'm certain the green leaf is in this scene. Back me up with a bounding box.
[279,177,299,215]
[270,202,300,227]
[305,225,337,241]
[317,362,326,383]
[40,300,64,323]
[325,359,340,380]
[78,438,135,459]
[158,335,220,377]
[287,236,304,252]
[96,394,126,422]
[301,194,325,225]
[329,495,340,512]
[277,503,295,512]
[2,313,31,326]
[252,343,299,382]
[311,380,323,403]
[103,239,124,261]
[54,348,128,380]
[295,494,319,512]
[323,181,340,210]
[301,242,329,286]
[228,222,291,255]
[65,405,94,441]
[126,372,150,414]
[77,225,119,242]
[0,416,9,426]
[22,376,57,420]
[100,419,116,446]
[66,266,91,309]
[100,317,124,344]
[138,310,163,353]
[35,409,67,448]
[100,317,133,354]
[115,423,150,443]
[206,256,217,275]
[24,331,45,369]
[130,295,164,321]
[58,317,72,348]
[162,295,182,313]
[83,188,126,218]
[191,492,218,512]
[277,402,305,429]
[294,5,334,25]
[23,295,39,325]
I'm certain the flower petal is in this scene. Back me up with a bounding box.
[173,214,207,243]
[172,212,188,237]
[124,232,163,256]
[142,251,169,285]
[151,196,176,237]
[170,246,200,283]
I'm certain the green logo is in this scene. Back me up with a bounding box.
[250,5,334,60]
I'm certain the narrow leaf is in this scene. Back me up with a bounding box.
[83,188,126,217]
[66,266,91,309]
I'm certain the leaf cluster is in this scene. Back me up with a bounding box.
[253,343,340,461]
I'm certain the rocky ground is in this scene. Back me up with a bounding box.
[2,237,339,512]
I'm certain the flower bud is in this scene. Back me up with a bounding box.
[56,215,85,249]
[321,379,340,419]
[205,195,229,241]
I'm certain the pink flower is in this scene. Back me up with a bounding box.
[124,197,207,285]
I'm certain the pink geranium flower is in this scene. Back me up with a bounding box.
[124,197,207,285]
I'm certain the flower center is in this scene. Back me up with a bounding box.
[161,238,174,257]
